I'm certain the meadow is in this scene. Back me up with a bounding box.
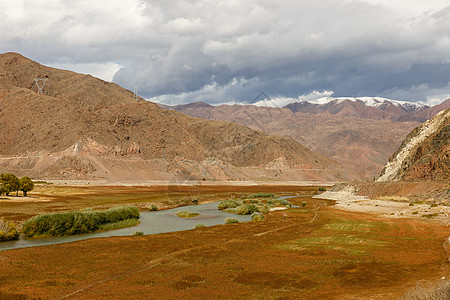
[0,185,448,299]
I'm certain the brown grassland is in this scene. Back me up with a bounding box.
[0,185,448,299]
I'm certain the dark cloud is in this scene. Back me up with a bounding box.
[1,0,449,105]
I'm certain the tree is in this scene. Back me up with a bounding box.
[0,173,20,196]
[20,176,34,197]
[0,183,6,196]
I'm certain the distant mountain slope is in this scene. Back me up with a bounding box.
[168,98,449,178]
[168,103,423,178]
[280,97,448,122]
[0,53,352,182]
[378,108,449,181]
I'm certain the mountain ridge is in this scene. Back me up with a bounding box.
[166,99,449,178]
[0,52,353,182]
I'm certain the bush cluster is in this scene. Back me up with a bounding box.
[0,219,19,241]
[22,206,140,237]
[250,192,275,198]
[217,200,243,210]
[176,211,199,218]
[225,218,239,224]
[251,212,266,222]
[236,204,258,215]
[149,204,159,211]
[218,196,292,216]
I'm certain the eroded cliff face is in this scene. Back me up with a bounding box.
[378,108,449,182]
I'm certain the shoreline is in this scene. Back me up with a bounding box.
[42,179,339,186]
[314,186,450,226]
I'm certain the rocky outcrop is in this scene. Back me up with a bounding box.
[378,108,449,181]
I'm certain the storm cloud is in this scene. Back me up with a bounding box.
[1,0,449,105]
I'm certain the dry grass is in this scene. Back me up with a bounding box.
[400,280,450,300]
[0,195,448,299]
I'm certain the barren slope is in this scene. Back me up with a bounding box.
[378,108,450,181]
[168,103,421,178]
[0,53,352,182]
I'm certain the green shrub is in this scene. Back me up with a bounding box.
[0,219,19,241]
[236,204,258,215]
[301,201,308,207]
[149,204,159,211]
[266,199,292,208]
[279,199,292,207]
[194,223,206,229]
[422,213,439,219]
[251,213,266,222]
[134,231,144,236]
[318,187,327,192]
[218,200,236,210]
[247,199,261,204]
[224,208,237,214]
[225,218,239,224]
[412,211,418,215]
[218,200,243,210]
[192,199,199,205]
[258,204,270,214]
[22,206,140,237]
[176,211,199,218]
[409,203,414,206]
[251,192,275,198]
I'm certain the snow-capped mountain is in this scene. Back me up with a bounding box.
[307,97,427,111]
[283,97,434,121]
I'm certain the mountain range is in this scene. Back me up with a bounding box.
[165,98,449,178]
[0,52,354,182]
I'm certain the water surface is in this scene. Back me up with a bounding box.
[0,196,298,252]
[0,202,251,252]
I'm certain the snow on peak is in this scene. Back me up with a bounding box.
[297,97,427,110]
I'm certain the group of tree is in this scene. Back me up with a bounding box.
[0,173,34,196]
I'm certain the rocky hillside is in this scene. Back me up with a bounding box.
[0,53,353,182]
[378,108,450,181]
[167,102,425,178]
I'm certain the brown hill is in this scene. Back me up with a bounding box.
[413,99,450,121]
[168,103,423,178]
[0,52,352,182]
[378,108,450,181]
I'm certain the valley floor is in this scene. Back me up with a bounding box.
[0,184,448,299]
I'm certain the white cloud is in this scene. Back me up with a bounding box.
[254,91,335,107]
[384,82,450,105]
[1,0,450,104]
[48,62,123,82]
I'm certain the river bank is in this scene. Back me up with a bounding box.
[315,185,450,225]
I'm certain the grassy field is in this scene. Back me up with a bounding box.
[0,189,448,299]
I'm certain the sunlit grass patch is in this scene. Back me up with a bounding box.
[288,208,313,214]
[323,220,390,233]
[276,235,388,255]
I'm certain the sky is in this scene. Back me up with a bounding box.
[1,0,450,106]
